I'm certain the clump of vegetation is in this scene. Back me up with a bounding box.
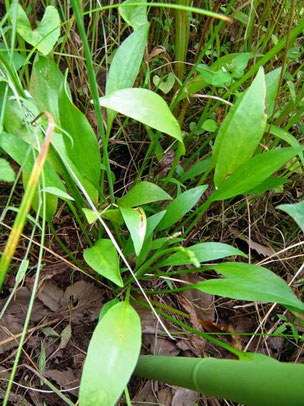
[0,1,303,405]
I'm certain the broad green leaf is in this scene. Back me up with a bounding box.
[265,68,281,117]
[15,5,60,55]
[83,239,123,287]
[212,70,232,86]
[234,10,249,25]
[194,262,304,313]
[120,207,147,256]
[0,133,65,220]
[146,211,167,238]
[202,119,218,133]
[99,298,120,322]
[106,23,149,123]
[159,242,246,268]
[3,96,63,176]
[82,208,124,225]
[227,53,254,79]
[30,55,65,124]
[213,67,267,186]
[52,132,99,204]
[245,176,290,195]
[0,43,27,70]
[4,98,40,144]
[118,181,172,208]
[268,125,302,148]
[277,201,304,232]
[99,88,183,143]
[153,73,175,94]
[180,157,212,182]
[82,208,99,224]
[101,209,124,225]
[197,65,231,87]
[29,55,71,176]
[79,301,141,406]
[119,0,148,30]
[0,158,15,182]
[157,185,208,231]
[106,23,149,95]
[59,78,101,190]
[210,148,301,201]
[41,187,74,201]
[268,124,304,165]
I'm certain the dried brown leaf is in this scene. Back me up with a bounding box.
[172,388,199,406]
[38,280,64,312]
[45,367,79,396]
[60,280,101,324]
[158,387,173,406]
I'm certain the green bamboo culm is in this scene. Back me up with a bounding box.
[174,0,191,82]
[134,355,304,406]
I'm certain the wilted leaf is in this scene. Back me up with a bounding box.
[58,324,72,350]
[45,368,79,396]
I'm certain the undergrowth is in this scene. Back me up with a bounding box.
[0,1,303,405]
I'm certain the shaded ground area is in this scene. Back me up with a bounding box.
[1,175,303,405]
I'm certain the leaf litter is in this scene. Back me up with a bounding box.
[0,272,103,404]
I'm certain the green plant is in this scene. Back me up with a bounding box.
[0,1,303,405]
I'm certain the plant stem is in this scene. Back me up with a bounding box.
[132,298,242,356]
[70,0,114,203]
[174,0,191,83]
[49,222,86,270]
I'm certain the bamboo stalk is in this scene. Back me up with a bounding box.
[134,355,304,406]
